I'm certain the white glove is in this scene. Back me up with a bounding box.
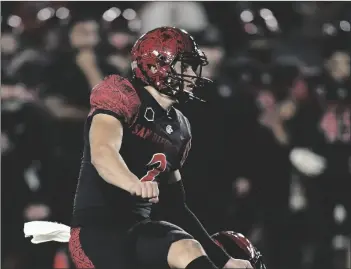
[289,148,327,177]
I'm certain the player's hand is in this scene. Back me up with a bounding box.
[224,257,253,269]
[129,181,159,203]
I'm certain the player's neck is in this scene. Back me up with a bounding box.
[144,86,176,111]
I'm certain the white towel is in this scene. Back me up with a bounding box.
[24,221,71,244]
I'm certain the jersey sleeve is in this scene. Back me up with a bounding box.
[89,75,141,126]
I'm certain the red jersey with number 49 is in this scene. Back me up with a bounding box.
[71,75,192,227]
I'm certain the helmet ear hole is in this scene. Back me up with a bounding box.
[157,54,167,62]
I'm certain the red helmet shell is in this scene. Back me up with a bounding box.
[131,27,197,91]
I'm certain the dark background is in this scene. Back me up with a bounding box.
[1,1,351,269]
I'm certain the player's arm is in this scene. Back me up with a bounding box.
[90,113,159,202]
[90,114,140,192]
[161,170,231,268]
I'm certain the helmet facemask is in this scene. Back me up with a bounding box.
[161,50,213,102]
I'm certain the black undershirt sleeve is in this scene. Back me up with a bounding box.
[159,180,231,268]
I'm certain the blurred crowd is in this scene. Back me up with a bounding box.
[1,2,351,269]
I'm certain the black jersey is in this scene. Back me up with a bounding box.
[71,75,192,227]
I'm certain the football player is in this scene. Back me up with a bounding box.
[69,27,252,269]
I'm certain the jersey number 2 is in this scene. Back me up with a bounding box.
[140,153,167,182]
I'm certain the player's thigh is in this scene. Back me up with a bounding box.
[69,227,134,269]
[131,220,194,268]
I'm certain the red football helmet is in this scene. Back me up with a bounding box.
[131,26,212,102]
[212,231,266,269]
